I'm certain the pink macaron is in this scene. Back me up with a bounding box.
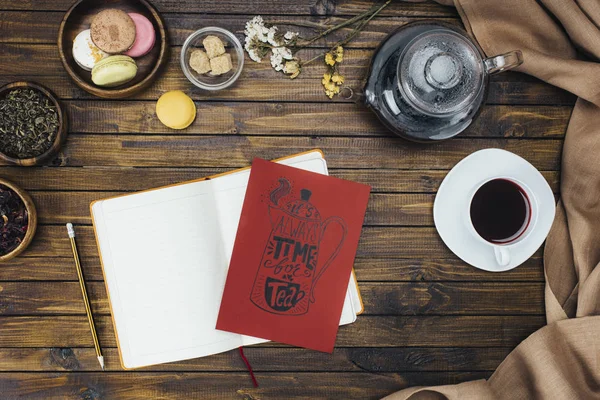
[124,13,156,58]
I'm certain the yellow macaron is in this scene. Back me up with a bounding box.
[156,91,196,129]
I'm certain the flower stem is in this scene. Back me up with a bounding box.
[335,0,391,49]
[301,1,389,47]
[302,53,324,66]
[299,0,391,67]
[268,20,328,30]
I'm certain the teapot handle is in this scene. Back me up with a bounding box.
[483,50,523,75]
[339,86,365,103]
[310,216,348,303]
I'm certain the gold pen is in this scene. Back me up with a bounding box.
[67,223,105,371]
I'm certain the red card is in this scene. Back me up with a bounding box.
[216,158,371,352]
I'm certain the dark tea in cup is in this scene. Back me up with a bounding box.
[469,179,531,244]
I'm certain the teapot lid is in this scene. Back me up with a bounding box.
[398,29,483,116]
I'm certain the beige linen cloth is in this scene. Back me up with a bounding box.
[384,0,600,399]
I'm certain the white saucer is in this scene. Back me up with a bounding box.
[433,148,556,272]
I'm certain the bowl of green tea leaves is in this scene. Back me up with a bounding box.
[0,82,67,166]
[0,178,37,262]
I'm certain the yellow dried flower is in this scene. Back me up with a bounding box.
[331,72,344,85]
[322,65,343,98]
[284,60,301,79]
[325,81,337,92]
[324,82,340,99]
[325,52,336,66]
[335,46,344,62]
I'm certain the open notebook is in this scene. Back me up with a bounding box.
[91,150,363,369]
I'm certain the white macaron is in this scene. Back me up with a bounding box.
[72,29,108,71]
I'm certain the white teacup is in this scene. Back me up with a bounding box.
[466,177,537,267]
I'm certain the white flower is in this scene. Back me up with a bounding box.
[267,27,281,47]
[244,16,294,67]
[248,49,262,63]
[244,16,269,43]
[244,16,264,35]
[274,46,293,60]
[244,36,263,62]
[284,31,299,42]
[246,15,264,27]
[244,17,271,62]
[270,53,284,71]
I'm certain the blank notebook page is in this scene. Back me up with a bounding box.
[94,179,247,368]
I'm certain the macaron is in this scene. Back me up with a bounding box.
[156,91,196,130]
[124,13,156,58]
[91,9,136,54]
[72,29,108,71]
[92,55,137,87]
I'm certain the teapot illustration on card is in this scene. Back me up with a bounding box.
[250,178,347,315]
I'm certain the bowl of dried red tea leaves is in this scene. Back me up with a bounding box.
[0,82,67,166]
[0,180,37,261]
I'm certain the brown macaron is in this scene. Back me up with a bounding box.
[90,9,136,54]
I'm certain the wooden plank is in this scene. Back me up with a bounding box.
[21,191,557,226]
[0,45,575,104]
[0,0,458,17]
[69,100,393,136]
[0,167,561,193]
[21,225,536,259]
[360,282,544,315]
[0,315,545,347]
[0,372,488,400]
[0,256,545,282]
[0,11,64,44]
[62,101,569,138]
[34,136,563,170]
[0,347,511,372]
[0,12,462,48]
[0,281,544,315]
[353,257,544,282]
[0,73,574,105]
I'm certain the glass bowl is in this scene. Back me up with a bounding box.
[180,27,244,91]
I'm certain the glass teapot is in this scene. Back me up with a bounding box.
[358,21,523,142]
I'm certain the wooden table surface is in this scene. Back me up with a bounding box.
[0,1,568,399]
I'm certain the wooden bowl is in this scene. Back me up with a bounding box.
[0,81,68,167]
[0,178,37,262]
[58,0,168,99]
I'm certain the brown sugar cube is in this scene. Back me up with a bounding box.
[203,35,226,59]
[209,53,233,76]
[189,49,211,74]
